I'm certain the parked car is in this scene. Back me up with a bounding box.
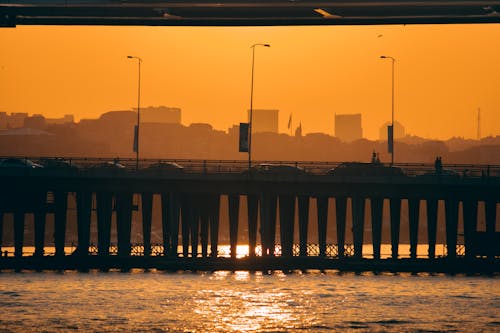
[0,158,43,169]
[327,162,404,177]
[39,158,77,169]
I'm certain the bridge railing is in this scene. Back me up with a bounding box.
[0,156,499,178]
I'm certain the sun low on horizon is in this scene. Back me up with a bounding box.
[0,23,499,140]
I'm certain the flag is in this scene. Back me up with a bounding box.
[239,123,249,152]
[287,113,292,129]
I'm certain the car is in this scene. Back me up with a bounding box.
[141,162,184,174]
[327,162,405,177]
[92,161,126,169]
[417,168,460,179]
[247,163,306,175]
[0,158,43,169]
[39,158,77,169]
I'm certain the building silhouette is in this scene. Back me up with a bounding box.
[248,109,279,133]
[379,121,405,140]
[140,106,181,124]
[335,113,362,142]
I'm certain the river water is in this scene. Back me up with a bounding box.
[0,270,498,332]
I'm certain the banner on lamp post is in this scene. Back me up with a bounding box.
[133,125,138,153]
[387,125,394,154]
[239,122,249,153]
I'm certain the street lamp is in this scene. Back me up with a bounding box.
[127,55,142,170]
[248,43,270,171]
[380,55,396,166]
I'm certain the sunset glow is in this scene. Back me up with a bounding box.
[1,24,499,139]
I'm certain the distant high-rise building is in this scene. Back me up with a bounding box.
[8,112,28,129]
[140,106,181,124]
[248,109,279,133]
[335,113,362,142]
[379,121,405,140]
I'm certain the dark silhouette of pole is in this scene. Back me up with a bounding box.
[380,55,395,165]
[127,55,142,170]
[248,43,270,171]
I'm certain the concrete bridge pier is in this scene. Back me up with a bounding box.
[462,199,478,258]
[96,192,113,256]
[370,197,384,259]
[426,199,438,259]
[335,197,347,258]
[199,196,210,258]
[298,195,309,256]
[247,194,259,257]
[316,196,328,257]
[181,195,192,257]
[141,193,153,256]
[190,196,200,258]
[352,197,365,258]
[167,192,181,256]
[0,209,3,254]
[228,194,240,258]
[115,192,133,257]
[33,191,47,257]
[279,194,295,257]
[76,191,92,256]
[14,211,25,258]
[445,198,459,259]
[408,198,420,259]
[390,198,402,259]
[53,191,68,257]
[485,200,497,259]
[161,193,172,256]
[260,192,277,256]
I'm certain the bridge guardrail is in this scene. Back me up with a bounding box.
[0,156,499,178]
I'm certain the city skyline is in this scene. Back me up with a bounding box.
[0,24,499,140]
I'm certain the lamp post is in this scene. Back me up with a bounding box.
[380,55,396,166]
[127,55,142,170]
[248,43,270,171]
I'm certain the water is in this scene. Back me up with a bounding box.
[0,271,498,332]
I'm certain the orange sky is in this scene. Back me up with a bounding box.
[0,24,499,140]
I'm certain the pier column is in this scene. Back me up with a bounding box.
[209,194,220,258]
[199,197,209,258]
[33,191,47,257]
[370,197,383,259]
[352,197,365,258]
[228,194,240,258]
[141,193,153,256]
[190,197,200,258]
[485,200,497,259]
[161,193,171,256]
[462,199,478,258]
[426,199,438,259]
[168,192,181,256]
[445,198,459,259]
[181,195,191,257]
[76,191,92,256]
[298,195,309,256]
[390,198,401,259]
[247,194,259,257]
[53,191,68,257]
[96,192,113,256]
[14,211,24,258]
[0,209,3,254]
[279,194,295,257]
[316,196,328,257]
[408,199,420,259]
[115,192,133,257]
[260,192,277,256]
[335,196,347,258]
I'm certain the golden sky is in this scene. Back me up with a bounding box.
[0,24,499,139]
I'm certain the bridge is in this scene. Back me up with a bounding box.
[1,0,500,27]
[0,157,498,272]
